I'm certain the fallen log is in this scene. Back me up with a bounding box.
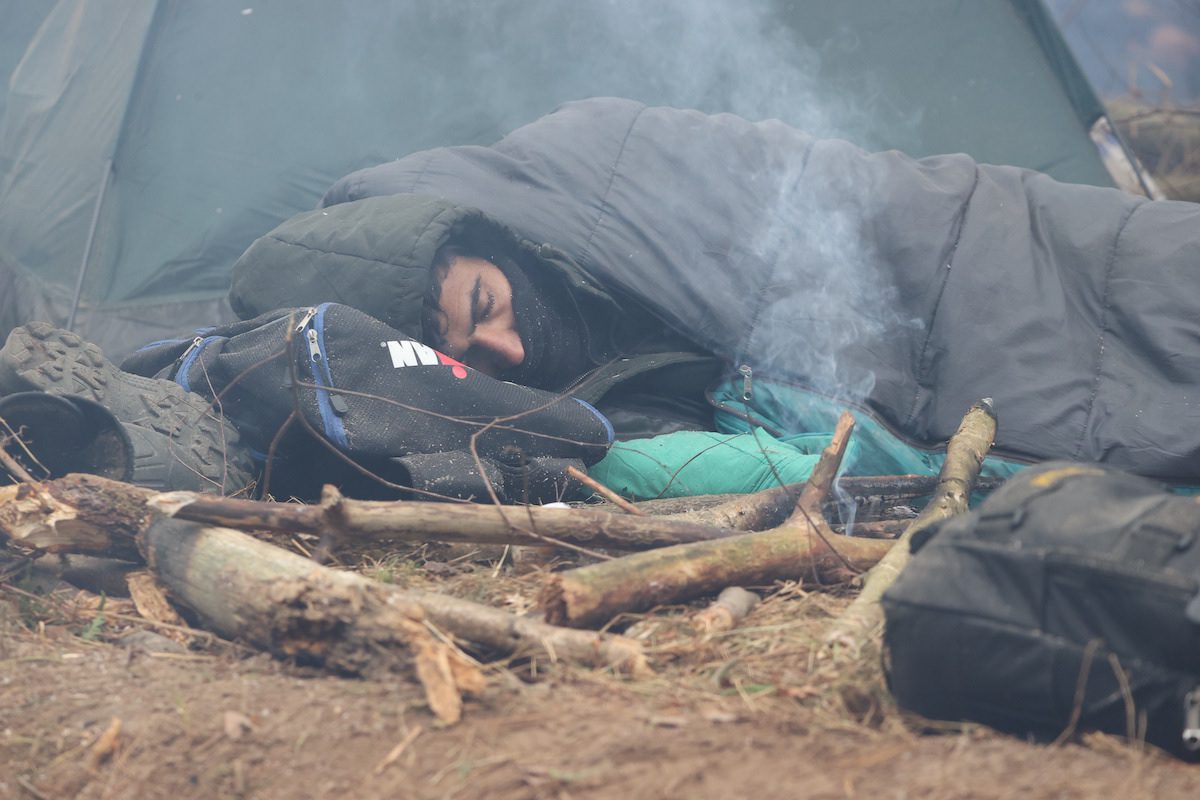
[0,474,649,677]
[145,518,484,724]
[822,399,998,657]
[0,478,145,562]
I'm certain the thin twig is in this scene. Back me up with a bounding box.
[0,445,35,483]
[566,465,645,515]
[789,411,855,521]
[1053,638,1104,747]
[374,725,424,775]
[16,776,50,800]
[0,415,38,483]
[786,411,860,581]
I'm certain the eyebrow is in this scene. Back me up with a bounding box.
[468,274,482,335]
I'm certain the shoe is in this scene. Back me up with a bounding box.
[0,322,255,494]
[0,392,133,482]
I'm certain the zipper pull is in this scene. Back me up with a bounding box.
[170,335,206,381]
[738,364,753,401]
[180,336,205,361]
[294,306,318,334]
[305,328,322,362]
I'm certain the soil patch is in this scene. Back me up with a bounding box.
[1,552,1194,799]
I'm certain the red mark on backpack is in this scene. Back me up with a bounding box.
[383,339,468,379]
[436,352,469,380]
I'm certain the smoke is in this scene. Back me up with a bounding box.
[746,148,924,409]
[373,0,901,148]
[389,0,922,407]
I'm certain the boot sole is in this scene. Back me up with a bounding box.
[0,322,255,494]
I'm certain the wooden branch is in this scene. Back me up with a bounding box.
[789,411,855,522]
[691,587,760,634]
[0,474,738,553]
[0,474,649,676]
[567,465,645,515]
[0,415,38,483]
[154,486,732,551]
[0,443,35,484]
[540,515,893,628]
[641,474,1002,531]
[659,482,801,531]
[400,587,648,675]
[823,399,998,656]
[145,517,648,677]
[0,478,146,561]
[144,518,484,724]
[832,519,910,539]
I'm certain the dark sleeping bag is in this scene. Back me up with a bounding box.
[309,97,1200,479]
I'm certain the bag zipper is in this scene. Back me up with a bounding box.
[174,335,217,394]
[299,304,349,447]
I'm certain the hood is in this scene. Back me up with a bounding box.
[228,193,621,344]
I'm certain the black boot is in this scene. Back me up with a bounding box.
[0,323,255,494]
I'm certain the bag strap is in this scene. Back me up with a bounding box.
[968,465,1110,542]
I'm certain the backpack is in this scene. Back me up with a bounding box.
[882,462,1200,759]
[122,303,613,502]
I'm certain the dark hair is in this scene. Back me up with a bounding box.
[421,244,465,352]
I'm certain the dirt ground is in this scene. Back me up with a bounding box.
[2,547,1198,800]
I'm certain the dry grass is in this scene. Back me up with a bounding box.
[1107,98,1200,201]
[2,542,1195,799]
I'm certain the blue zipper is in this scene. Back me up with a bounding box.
[174,335,223,394]
[306,303,349,448]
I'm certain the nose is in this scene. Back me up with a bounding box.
[471,324,524,371]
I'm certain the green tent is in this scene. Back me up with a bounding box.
[0,0,1134,359]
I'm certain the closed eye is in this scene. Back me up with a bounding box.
[469,276,496,334]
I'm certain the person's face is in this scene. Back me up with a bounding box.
[435,255,524,377]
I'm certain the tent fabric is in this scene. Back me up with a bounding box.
[0,0,1116,359]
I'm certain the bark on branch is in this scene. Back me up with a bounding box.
[540,512,893,628]
[823,399,998,657]
[788,411,855,523]
[154,486,735,551]
[0,475,738,553]
[541,410,892,628]
[0,474,649,679]
[145,518,486,724]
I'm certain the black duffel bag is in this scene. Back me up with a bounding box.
[882,462,1200,759]
[122,303,613,502]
